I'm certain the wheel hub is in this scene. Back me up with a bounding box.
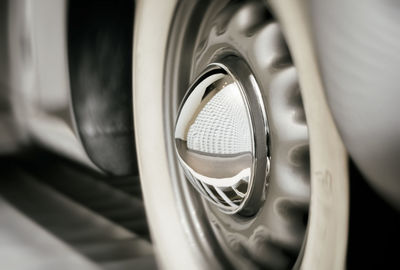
[174,58,269,215]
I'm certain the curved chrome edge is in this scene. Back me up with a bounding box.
[213,58,270,216]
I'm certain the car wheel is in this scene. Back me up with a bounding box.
[133,0,349,269]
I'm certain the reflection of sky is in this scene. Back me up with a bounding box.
[187,83,252,155]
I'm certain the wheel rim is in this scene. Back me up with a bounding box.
[164,1,310,268]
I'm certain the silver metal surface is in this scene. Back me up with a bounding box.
[175,62,269,214]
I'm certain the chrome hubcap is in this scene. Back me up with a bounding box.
[174,59,270,215]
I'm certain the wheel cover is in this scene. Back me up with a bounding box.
[165,1,310,268]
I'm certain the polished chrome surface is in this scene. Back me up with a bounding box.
[175,66,258,213]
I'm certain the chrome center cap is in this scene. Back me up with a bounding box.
[174,59,269,215]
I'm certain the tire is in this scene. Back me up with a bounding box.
[133,0,349,269]
[6,0,137,175]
